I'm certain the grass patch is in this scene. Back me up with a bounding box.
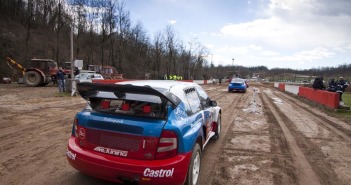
[342,92,351,107]
[332,92,351,124]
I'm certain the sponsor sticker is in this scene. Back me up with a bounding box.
[103,117,123,124]
[78,128,85,139]
[66,150,76,160]
[94,146,128,157]
[174,107,187,120]
[143,168,174,178]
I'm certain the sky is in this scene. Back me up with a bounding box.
[123,0,351,70]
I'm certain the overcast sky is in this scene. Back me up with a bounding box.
[123,0,351,70]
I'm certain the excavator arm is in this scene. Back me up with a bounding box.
[6,57,26,76]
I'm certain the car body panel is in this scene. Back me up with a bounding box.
[67,136,191,185]
[67,80,221,184]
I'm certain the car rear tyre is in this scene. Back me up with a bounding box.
[185,143,201,185]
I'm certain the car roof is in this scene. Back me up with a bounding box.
[231,78,245,81]
[77,81,188,107]
[116,80,198,91]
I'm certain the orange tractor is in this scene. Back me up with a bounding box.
[5,57,71,87]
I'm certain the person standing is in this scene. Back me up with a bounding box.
[336,77,349,104]
[326,78,337,92]
[56,67,66,92]
[74,66,80,76]
[312,76,325,90]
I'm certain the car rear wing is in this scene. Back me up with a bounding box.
[77,82,181,108]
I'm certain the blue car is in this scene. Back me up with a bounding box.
[228,78,247,93]
[67,80,221,185]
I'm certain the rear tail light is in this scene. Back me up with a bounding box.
[74,118,78,137]
[212,121,218,132]
[155,130,178,159]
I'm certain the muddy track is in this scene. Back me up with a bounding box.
[202,87,260,185]
[199,85,250,185]
[1,84,350,185]
[272,90,351,140]
[261,88,351,185]
[260,88,320,185]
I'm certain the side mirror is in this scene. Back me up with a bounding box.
[211,100,217,107]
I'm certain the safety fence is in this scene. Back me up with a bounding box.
[274,82,340,109]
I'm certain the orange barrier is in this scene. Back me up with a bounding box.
[278,83,285,91]
[298,87,339,109]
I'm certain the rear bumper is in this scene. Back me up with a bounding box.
[67,136,191,185]
[228,87,246,92]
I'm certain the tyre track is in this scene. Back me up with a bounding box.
[263,88,351,185]
[199,88,252,185]
[203,87,261,185]
[272,90,351,141]
[261,88,321,185]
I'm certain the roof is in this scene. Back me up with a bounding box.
[116,80,197,91]
[77,80,196,107]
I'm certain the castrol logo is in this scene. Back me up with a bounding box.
[143,168,174,178]
[78,128,85,139]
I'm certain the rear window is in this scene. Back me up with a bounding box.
[231,78,245,83]
[88,93,167,119]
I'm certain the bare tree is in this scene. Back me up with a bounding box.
[163,26,178,77]
[152,31,165,78]
[115,2,131,73]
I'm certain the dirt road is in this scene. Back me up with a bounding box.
[0,83,350,185]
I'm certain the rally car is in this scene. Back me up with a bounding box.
[66,80,221,185]
[228,78,247,93]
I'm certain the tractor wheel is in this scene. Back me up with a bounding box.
[24,71,43,87]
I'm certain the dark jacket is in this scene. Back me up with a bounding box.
[74,67,80,76]
[56,70,66,81]
[312,77,325,90]
[336,79,349,93]
[326,79,337,92]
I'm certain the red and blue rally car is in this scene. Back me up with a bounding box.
[66,80,221,185]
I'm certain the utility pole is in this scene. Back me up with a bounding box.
[232,58,235,77]
[70,25,75,96]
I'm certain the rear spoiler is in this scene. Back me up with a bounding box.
[77,82,181,107]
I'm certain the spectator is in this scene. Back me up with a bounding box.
[74,67,80,76]
[312,76,325,90]
[326,78,337,92]
[56,67,66,92]
[336,77,349,104]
